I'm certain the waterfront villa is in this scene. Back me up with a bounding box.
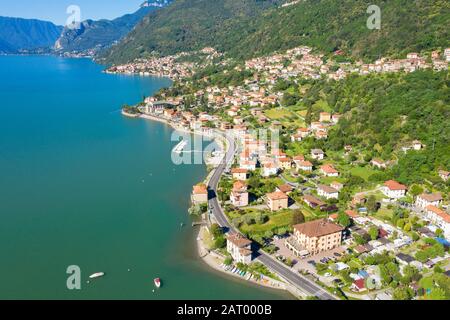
[226,233,253,264]
[416,193,443,209]
[286,219,344,256]
[230,181,249,207]
[382,180,407,199]
[192,184,208,204]
[266,191,289,211]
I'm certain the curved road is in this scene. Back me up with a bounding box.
[207,131,337,300]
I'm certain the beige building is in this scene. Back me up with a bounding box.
[226,233,253,264]
[230,181,249,207]
[266,191,289,211]
[290,219,343,255]
[231,168,248,180]
[192,184,208,204]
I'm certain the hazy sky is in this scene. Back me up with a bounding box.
[0,0,145,25]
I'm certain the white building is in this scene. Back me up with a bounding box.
[425,205,450,239]
[416,193,442,209]
[317,185,339,200]
[382,180,407,199]
[226,233,253,264]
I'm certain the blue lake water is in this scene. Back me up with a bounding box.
[0,55,292,299]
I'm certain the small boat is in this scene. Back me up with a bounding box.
[89,272,105,279]
[154,278,161,288]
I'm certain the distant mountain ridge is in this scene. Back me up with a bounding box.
[101,0,450,64]
[54,0,173,56]
[0,17,62,53]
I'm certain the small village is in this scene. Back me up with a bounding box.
[120,45,450,300]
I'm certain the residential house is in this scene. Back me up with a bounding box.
[320,164,339,177]
[192,184,208,204]
[239,160,257,171]
[226,233,253,264]
[318,185,339,200]
[291,219,343,255]
[382,180,407,199]
[231,168,248,180]
[230,181,249,207]
[425,205,450,239]
[371,158,387,169]
[292,155,305,167]
[278,157,292,170]
[276,184,294,195]
[266,191,289,211]
[296,160,313,172]
[331,181,344,191]
[303,194,326,209]
[262,162,279,177]
[311,149,324,160]
[416,193,443,209]
[351,279,366,292]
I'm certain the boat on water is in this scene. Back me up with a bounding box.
[89,272,105,279]
[154,278,161,288]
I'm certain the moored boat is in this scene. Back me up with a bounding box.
[154,278,161,288]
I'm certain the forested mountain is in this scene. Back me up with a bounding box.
[54,1,173,55]
[101,0,450,64]
[99,0,282,64]
[292,70,450,185]
[0,17,62,53]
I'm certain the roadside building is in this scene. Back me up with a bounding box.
[230,181,249,207]
[226,233,253,264]
[192,184,208,204]
[231,168,248,180]
[291,219,343,255]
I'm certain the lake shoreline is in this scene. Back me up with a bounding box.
[122,109,296,294]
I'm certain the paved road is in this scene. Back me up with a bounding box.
[207,131,337,300]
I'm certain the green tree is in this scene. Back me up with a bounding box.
[291,210,305,225]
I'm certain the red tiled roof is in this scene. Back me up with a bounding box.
[426,205,450,223]
[267,191,289,201]
[293,219,343,238]
[384,180,407,190]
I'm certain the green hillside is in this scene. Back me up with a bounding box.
[101,0,450,64]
